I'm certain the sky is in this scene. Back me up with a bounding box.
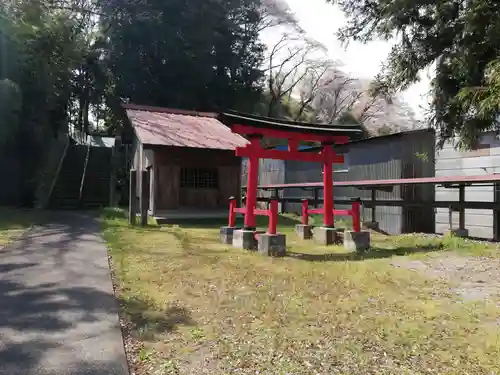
[281,0,432,120]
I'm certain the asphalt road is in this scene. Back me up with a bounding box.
[0,212,129,375]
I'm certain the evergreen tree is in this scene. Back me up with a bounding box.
[328,0,500,148]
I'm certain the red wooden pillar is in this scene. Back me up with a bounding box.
[301,199,309,225]
[228,196,236,227]
[268,199,278,234]
[351,198,361,232]
[322,144,334,227]
[244,137,260,229]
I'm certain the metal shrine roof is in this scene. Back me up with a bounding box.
[124,104,248,150]
[219,111,364,139]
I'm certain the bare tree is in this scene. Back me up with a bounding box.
[294,60,336,120]
[265,34,327,116]
[258,0,303,33]
[314,70,387,126]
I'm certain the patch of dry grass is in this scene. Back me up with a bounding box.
[102,208,500,375]
[0,206,44,246]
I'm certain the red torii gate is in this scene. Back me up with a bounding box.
[220,112,363,232]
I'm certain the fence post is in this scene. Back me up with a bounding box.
[228,196,236,227]
[129,169,137,225]
[301,199,309,225]
[351,197,361,232]
[140,170,149,226]
[109,136,121,207]
[268,199,278,235]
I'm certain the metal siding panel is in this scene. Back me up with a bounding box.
[436,221,494,238]
[465,187,494,202]
[256,159,285,209]
[435,158,462,170]
[436,148,463,160]
[461,155,500,169]
[435,133,497,238]
[347,138,405,233]
[435,168,496,177]
[390,131,436,234]
[435,188,459,201]
[436,211,493,227]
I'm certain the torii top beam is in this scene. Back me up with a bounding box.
[219,111,364,144]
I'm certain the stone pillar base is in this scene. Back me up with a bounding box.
[313,227,339,246]
[344,230,371,253]
[220,226,236,244]
[232,229,257,250]
[295,224,313,240]
[447,228,469,238]
[362,221,379,230]
[258,233,286,257]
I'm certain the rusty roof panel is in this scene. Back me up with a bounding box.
[125,105,248,150]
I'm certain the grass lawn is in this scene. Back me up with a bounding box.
[102,208,500,375]
[0,206,45,247]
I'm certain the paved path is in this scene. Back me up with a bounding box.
[0,213,129,375]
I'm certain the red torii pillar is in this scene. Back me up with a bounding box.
[322,143,335,227]
[243,137,261,229]
[233,125,347,230]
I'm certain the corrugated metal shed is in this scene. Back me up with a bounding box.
[435,131,500,239]
[254,129,436,234]
[124,104,248,150]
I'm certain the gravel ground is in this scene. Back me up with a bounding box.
[392,254,500,302]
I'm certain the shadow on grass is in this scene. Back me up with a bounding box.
[0,206,47,231]
[119,296,195,340]
[287,244,444,262]
[100,207,128,221]
[164,215,301,230]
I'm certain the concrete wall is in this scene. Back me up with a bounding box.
[435,132,500,239]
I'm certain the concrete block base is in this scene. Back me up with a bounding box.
[313,227,339,246]
[295,224,313,240]
[232,229,257,250]
[344,230,371,253]
[362,221,379,230]
[258,233,287,257]
[447,228,469,238]
[220,226,236,244]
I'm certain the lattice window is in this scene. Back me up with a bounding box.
[180,168,219,189]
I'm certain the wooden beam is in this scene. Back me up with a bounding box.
[232,124,349,144]
[235,147,344,163]
[254,196,500,210]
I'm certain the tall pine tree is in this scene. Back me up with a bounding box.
[99,0,265,112]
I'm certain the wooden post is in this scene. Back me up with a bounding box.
[371,188,376,223]
[448,204,453,231]
[274,187,281,212]
[109,136,121,207]
[140,170,149,226]
[129,169,137,225]
[313,188,319,208]
[458,185,465,230]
